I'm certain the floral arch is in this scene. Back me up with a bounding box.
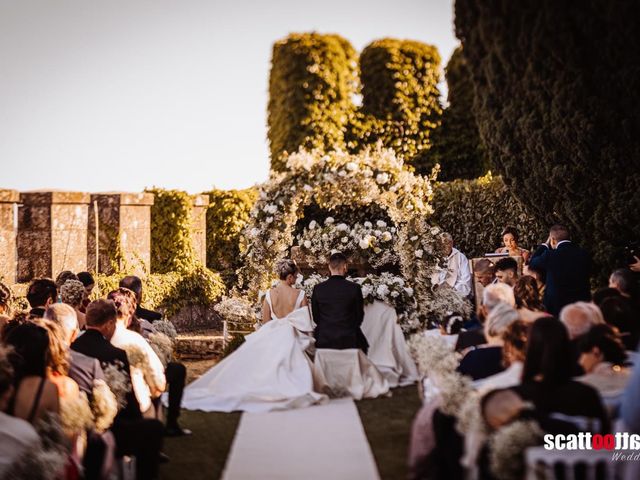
[238,144,468,331]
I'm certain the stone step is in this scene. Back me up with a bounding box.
[175,332,224,359]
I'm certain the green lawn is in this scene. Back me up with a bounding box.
[160,385,421,480]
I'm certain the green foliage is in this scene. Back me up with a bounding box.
[417,46,489,180]
[93,264,226,318]
[146,188,196,274]
[268,33,358,171]
[268,34,443,171]
[430,174,545,258]
[455,0,640,278]
[349,39,443,166]
[203,188,257,285]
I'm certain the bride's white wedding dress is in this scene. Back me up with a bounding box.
[180,290,328,413]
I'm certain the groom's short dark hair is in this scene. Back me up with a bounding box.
[329,252,348,269]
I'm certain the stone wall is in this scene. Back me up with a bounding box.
[17,191,90,282]
[88,192,154,275]
[0,190,19,284]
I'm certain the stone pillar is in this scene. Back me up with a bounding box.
[88,192,154,275]
[0,190,19,284]
[191,194,209,265]
[17,191,90,282]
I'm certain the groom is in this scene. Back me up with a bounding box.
[312,252,369,354]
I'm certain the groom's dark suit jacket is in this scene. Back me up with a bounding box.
[312,275,369,353]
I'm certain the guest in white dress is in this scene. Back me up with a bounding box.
[180,259,327,413]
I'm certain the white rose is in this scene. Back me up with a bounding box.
[337,223,349,231]
[373,229,382,237]
[364,221,373,228]
[338,170,347,177]
[430,227,440,235]
[303,184,313,192]
[376,220,387,228]
[390,291,399,298]
[391,227,397,233]
[362,285,373,297]
[376,173,390,184]
[376,284,390,297]
[410,236,418,241]
[381,231,392,242]
[415,249,423,258]
[325,217,335,225]
[345,162,358,171]
[309,220,317,230]
[404,287,414,296]
[359,239,370,249]
[303,240,312,249]
[266,217,273,224]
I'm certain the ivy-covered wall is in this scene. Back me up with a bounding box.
[203,188,257,284]
[430,173,545,258]
[146,188,196,273]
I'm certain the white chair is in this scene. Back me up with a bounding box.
[525,446,632,480]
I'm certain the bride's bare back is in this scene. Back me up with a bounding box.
[262,283,308,322]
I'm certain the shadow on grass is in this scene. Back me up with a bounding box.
[160,409,241,480]
[356,385,422,480]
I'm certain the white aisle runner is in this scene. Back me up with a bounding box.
[222,398,380,480]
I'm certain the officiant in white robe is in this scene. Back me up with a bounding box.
[432,233,472,297]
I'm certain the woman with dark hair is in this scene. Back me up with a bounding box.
[512,317,609,432]
[600,296,639,351]
[513,276,549,322]
[577,324,630,409]
[4,322,59,423]
[495,226,530,263]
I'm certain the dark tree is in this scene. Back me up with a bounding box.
[416,46,489,179]
[455,0,640,277]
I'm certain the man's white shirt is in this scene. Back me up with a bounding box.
[432,247,472,297]
[111,323,166,413]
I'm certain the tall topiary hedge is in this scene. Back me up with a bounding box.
[350,39,443,165]
[203,188,258,283]
[430,173,545,258]
[455,0,640,277]
[146,188,196,273]
[268,33,358,171]
[417,46,489,180]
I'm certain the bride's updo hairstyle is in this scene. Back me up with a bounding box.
[276,259,299,280]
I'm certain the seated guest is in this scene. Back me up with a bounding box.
[71,300,164,479]
[433,233,472,297]
[494,257,519,287]
[107,288,166,417]
[0,282,12,328]
[44,303,106,397]
[25,278,57,318]
[472,259,495,308]
[511,317,609,433]
[474,320,529,394]
[495,226,530,263]
[458,303,519,381]
[0,347,40,478]
[600,296,639,351]
[592,286,622,306]
[4,322,59,423]
[609,268,640,303]
[524,262,546,298]
[119,277,193,436]
[529,224,591,316]
[77,271,95,314]
[559,301,604,340]
[513,275,549,322]
[119,275,162,322]
[456,283,515,351]
[60,279,87,329]
[577,324,630,409]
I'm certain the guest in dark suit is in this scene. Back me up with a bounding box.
[72,299,164,480]
[119,275,191,436]
[26,278,57,319]
[312,252,368,354]
[529,224,591,316]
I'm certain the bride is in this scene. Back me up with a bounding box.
[180,259,327,413]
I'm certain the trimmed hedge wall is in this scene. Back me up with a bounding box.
[430,173,545,258]
[417,46,489,180]
[349,39,442,165]
[203,188,258,284]
[146,188,196,274]
[268,33,358,171]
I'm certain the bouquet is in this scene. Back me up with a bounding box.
[102,360,132,409]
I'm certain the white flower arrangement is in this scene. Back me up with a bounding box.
[60,391,94,433]
[489,420,543,480]
[408,333,460,378]
[102,361,131,410]
[148,332,174,367]
[91,378,118,433]
[215,296,256,326]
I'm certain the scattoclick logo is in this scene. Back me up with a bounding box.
[544,433,640,460]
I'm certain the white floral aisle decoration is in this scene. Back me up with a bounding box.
[237,143,469,331]
[489,420,543,480]
[102,360,131,409]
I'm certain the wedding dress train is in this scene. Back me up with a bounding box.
[181,291,328,413]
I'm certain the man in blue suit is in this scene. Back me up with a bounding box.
[529,224,591,316]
